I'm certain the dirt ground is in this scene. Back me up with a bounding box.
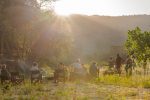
[1,80,149,100]
[46,81,150,100]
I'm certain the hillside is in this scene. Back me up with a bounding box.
[56,15,150,61]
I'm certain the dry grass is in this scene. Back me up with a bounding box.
[0,75,150,100]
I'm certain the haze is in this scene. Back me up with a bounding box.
[54,0,150,16]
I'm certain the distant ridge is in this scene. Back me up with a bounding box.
[54,15,150,60]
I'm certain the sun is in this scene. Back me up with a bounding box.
[53,1,74,16]
[54,8,72,16]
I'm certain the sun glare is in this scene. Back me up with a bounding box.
[54,8,72,16]
[54,0,150,16]
[54,1,75,16]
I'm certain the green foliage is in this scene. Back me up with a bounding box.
[0,0,72,66]
[125,27,150,62]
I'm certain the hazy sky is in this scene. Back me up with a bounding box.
[54,0,150,16]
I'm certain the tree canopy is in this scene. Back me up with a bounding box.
[125,27,150,62]
[0,0,72,65]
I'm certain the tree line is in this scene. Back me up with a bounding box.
[125,27,150,66]
[0,0,72,66]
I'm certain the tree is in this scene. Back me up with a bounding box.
[0,0,44,60]
[0,0,73,66]
[125,27,150,63]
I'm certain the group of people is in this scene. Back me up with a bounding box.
[108,54,135,76]
[0,54,148,85]
[53,60,84,83]
[53,59,100,83]
[0,62,42,84]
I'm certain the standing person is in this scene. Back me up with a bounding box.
[89,62,98,78]
[1,64,11,84]
[125,56,133,76]
[115,54,122,75]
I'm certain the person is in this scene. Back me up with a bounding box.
[71,59,83,80]
[108,57,114,70]
[72,59,82,71]
[63,65,70,82]
[115,54,122,75]
[0,64,11,84]
[89,62,98,77]
[30,62,42,83]
[30,62,39,72]
[54,63,65,83]
[72,59,82,73]
[125,56,133,76]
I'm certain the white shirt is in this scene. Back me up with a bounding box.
[30,65,39,71]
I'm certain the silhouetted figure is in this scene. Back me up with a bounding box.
[0,64,11,84]
[115,54,122,75]
[125,56,133,76]
[89,62,98,78]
